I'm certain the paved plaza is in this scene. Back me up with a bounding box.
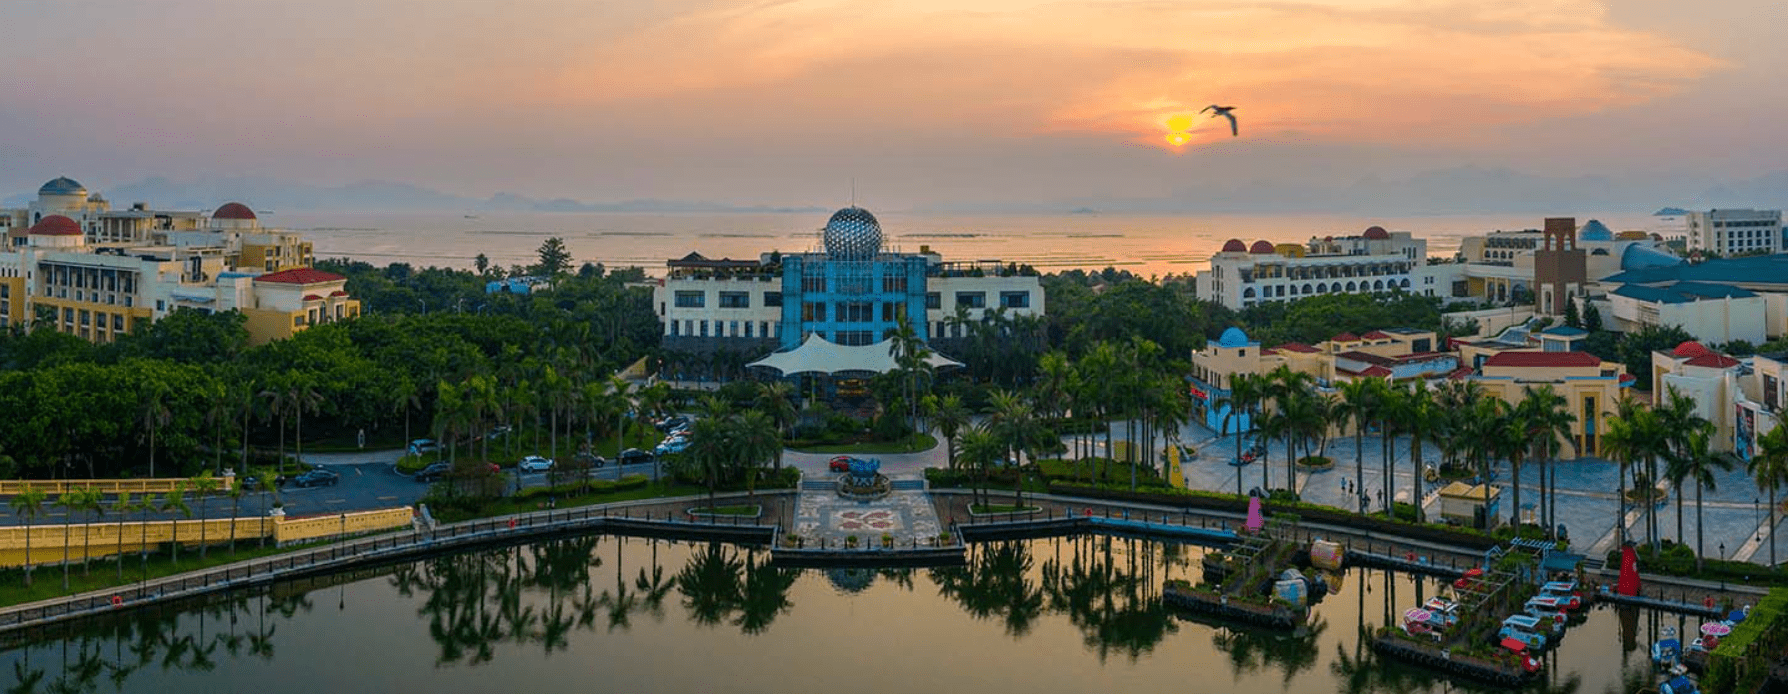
[790,474,943,548]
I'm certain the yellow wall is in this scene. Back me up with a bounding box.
[272,508,414,544]
[32,296,151,344]
[243,307,299,345]
[0,507,413,567]
[0,276,23,329]
[0,476,237,495]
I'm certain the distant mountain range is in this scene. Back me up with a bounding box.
[6,167,1788,215]
[1,175,828,214]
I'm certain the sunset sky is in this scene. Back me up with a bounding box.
[1,0,1779,210]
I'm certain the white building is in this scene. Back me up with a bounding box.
[1684,208,1784,257]
[1194,227,1453,309]
[0,177,352,344]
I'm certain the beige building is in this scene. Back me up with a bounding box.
[0,177,352,344]
[1188,326,1453,433]
[1471,350,1627,457]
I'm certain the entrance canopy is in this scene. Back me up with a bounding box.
[747,333,963,376]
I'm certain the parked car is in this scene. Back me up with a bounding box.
[519,455,555,473]
[618,448,654,466]
[409,438,438,455]
[655,439,690,456]
[828,455,855,473]
[414,461,453,482]
[573,452,608,468]
[656,415,690,432]
[292,469,340,488]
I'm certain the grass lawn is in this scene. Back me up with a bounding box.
[970,504,1041,514]
[0,539,331,609]
[791,432,937,455]
[687,505,761,516]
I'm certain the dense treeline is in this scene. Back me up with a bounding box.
[0,259,659,480]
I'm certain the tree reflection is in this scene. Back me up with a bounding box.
[672,541,798,634]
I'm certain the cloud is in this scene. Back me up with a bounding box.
[538,0,1723,149]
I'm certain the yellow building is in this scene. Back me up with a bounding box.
[1472,350,1628,456]
[241,267,361,344]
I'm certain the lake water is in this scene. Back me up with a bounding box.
[277,211,1656,278]
[0,535,1681,693]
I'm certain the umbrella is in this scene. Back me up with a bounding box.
[1727,609,1747,623]
[1404,608,1433,623]
[1501,637,1528,652]
[1700,622,1732,637]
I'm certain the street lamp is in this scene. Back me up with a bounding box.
[1719,542,1726,560]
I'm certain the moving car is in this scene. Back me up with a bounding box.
[519,456,555,473]
[618,448,654,466]
[291,469,340,488]
[414,461,453,482]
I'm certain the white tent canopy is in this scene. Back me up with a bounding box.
[747,333,963,376]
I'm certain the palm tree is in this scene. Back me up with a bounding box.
[56,490,79,590]
[285,380,326,467]
[986,389,1049,503]
[1601,397,1661,549]
[252,467,281,549]
[391,378,422,456]
[225,480,246,555]
[1499,405,1531,529]
[923,394,971,473]
[77,486,104,576]
[161,484,191,565]
[1336,379,1379,514]
[110,491,133,581]
[140,387,172,478]
[1396,383,1436,523]
[1749,421,1788,568]
[1670,425,1739,571]
[1518,385,1575,537]
[136,493,159,581]
[191,472,221,559]
[1655,388,1707,545]
[11,487,47,587]
[1219,372,1268,496]
[754,381,795,472]
[959,423,1004,509]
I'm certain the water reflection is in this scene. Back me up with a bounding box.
[0,535,1680,694]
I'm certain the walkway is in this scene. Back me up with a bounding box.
[789,473,942,548]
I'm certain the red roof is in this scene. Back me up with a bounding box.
[329,290,349,297]
[1482,351,1602,368]
[1620,374,1637,384]
[1260,348,1280,356]
[212,202,257,220]
[1273,342,1320,354]
[1361,330,1393,340]
[1684,354,1741,369]
[1331,332,1360,342]
[28,215,82,236]
[255,267,346,285]
[1363,226,1390,240]
[302,294,324,301]
[1672,341,1710,359]
[1249,240,1276,254]
[1338,350,1397,366]
[1359,365,1394,378]
[1447,366,1474,380]
[1221,239,1248,253]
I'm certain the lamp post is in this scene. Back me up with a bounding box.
[1719,542,1726,561]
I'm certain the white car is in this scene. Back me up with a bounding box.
[655,439,691,455]
[518,456,555,473]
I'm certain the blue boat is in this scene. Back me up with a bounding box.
[1651,626,1682,669]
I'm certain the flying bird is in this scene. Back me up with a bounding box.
[1200,105,1238,137]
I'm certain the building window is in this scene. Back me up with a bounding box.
[802,275,827,293]
[764,292,782,307]
[882,275,907,293]
[674,291,705,308]
[719,291,750,308]
[839,301,874,322]
[1000,291,1030,309]
[762,321,770,338]
[956,291,986,309]
[881,302,905,322]
[670,320,680,336]
[925,292,941,309]
[803,302,827,321]
[699,320,708,337]
[744,321,753,338]
[836,330,874,346]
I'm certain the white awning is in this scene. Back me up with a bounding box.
[747,333,962,376]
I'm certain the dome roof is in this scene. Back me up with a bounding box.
[1579,219,1613,242]
[1217,327,1250,348]
[38,177,86,196]
[1221,238,1248,253]
[213,202,257,220]
[1248,240,1275,254]
[822,206,882,261]
[1621,243,1683,272]
[28,215,83,236]
[1362,226,1390,240]
[1672,341,1710,359]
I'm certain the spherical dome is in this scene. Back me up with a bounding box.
[213,202,257,220]
[822,206,882,261]
[1249,240,1275,254]
[1221,238,1247,253]
[28,215,82,236]
[1218,326,1250,348]
[1672,341,1710,359]
[38,177,86,197]
[1362,226,1390,240]
[1621,243,1683,272]
[1579,220,1613,242]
